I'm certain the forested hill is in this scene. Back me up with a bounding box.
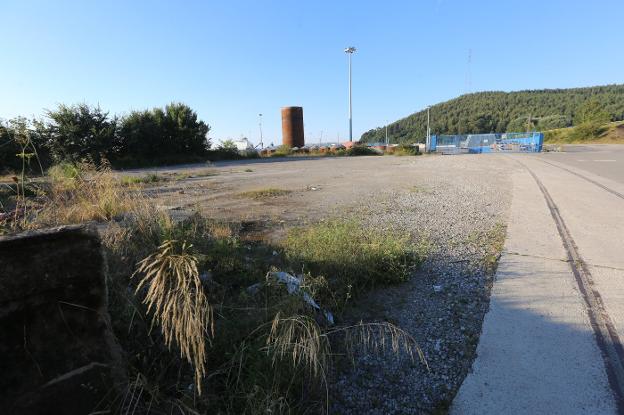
[360,84,624,143]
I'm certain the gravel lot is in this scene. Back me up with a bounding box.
[331,156,513,414]
[133,154,515,413]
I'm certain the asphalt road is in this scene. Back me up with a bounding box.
[540,144,624,184]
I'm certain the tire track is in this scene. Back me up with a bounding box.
[516,158,624,413]
[537,158,624,201]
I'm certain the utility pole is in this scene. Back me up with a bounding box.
[258,113,264,148]
[344,46,356,142]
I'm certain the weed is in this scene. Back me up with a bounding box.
[464,222,507,275]
[239,188,292,199]
[33,162,139,226]
[347,146,379,156]
[133,239,213,394]
[48,162,80,184]
[407,185,432,194]
[283,220,424,308]
[120,173,163,185]
[173,169,218,180]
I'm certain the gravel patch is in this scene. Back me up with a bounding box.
[330,155,514,414]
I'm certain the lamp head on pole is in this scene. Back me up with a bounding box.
[344,46,356,54]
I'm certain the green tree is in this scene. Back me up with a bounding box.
[570,100,611,141]
[0,117,50,172]
[218,139,237,151]
[573,100,610,125]
[44,103,117,164]
[117,102,210,166]
[360,84,624,144]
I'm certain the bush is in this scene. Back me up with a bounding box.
[271,145,292,157]
[393,143,420,156]
[347,145,379,156]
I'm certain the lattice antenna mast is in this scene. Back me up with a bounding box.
[465,48,472,93]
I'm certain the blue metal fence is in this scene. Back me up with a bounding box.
[430,132,543,154]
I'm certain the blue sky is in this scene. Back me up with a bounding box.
[1,0,623,145]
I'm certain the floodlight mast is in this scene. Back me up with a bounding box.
[426,106,431,152]
[344,46,356,142]
[258,113,263,149]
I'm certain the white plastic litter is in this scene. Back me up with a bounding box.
[269,271,334,325]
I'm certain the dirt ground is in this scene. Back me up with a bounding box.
[124,156,438,239]
[121,154,515,413]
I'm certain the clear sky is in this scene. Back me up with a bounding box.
[1,0,623,145]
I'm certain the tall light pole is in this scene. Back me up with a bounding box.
[258,113,263,149]
[385,120,389,146]
[426,106,431,152]
[344,46,356,142]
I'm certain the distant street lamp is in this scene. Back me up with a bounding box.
[344,46,356,142]
[258,113,264,149]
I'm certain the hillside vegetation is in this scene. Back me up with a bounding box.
[361,84,624,143]
[544,121,624,144]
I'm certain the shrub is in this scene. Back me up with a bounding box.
[271,145,292,157]
[347,145,379,156]
[393,143,420,156]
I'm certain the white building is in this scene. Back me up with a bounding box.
[234,138,254,151]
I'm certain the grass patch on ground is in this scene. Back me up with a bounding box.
[102,213,425,413]
[282,219,426,309]
[239,188,292,199]
[465,222,507,275]
[120,173,164,185]
[172,169,219,180]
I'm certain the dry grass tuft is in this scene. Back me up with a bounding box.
[34,162,138,226]
[266,312,330,380]
[133,239,213,395]
[338,321,427,369]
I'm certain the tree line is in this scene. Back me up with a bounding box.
[0,102,211,172]
[361,84,624,143]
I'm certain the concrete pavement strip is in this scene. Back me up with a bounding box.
[451,159,618,414]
